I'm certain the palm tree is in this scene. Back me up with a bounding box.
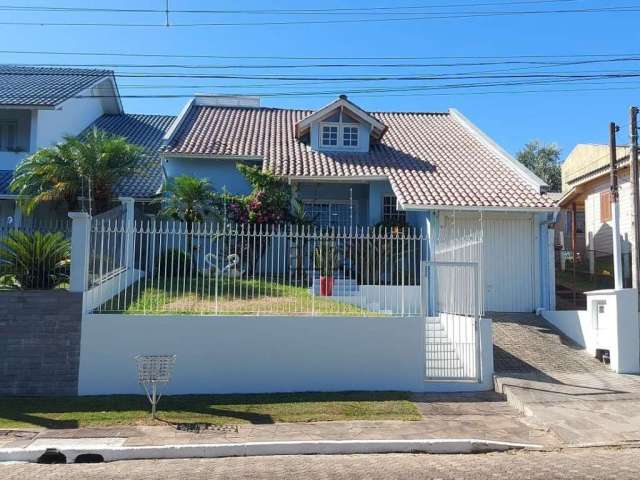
[10,128,142,214]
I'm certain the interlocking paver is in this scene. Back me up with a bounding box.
[492,312,640,445]
[1,448,639,479]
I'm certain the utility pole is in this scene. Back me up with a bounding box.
[630,107,640,290]
[609,122,623,289]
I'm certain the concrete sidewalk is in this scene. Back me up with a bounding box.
[0,392,557,455]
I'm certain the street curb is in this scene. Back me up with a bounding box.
[0,439,543,463]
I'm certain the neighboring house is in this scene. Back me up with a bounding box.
[559,144,633,282]
[160,94,557,312]
[0,65,122,224]
[82,113,176,205]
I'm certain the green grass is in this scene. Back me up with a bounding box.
[0,392,421,429]
[101,277,377,316]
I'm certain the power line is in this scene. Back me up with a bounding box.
[0,0,585,15]
[0,5,638,27]
[3,49,640,61]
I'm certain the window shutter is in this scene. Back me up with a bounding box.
[600,190,612,223]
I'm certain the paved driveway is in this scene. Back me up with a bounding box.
[2,448,639,479]
[492,313,640,445]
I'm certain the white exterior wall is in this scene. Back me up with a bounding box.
[35,95,106,149]
[439,211,539,312]
[78,314,495,394]
[584,172,634,256]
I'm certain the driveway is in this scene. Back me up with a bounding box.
[492,312,640,445]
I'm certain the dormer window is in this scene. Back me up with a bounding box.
[319,111,360,150]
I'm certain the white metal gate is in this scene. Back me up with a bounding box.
[424,261,481,382]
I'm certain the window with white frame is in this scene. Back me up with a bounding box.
[382,195,406,224]
[0,121,17,151]
[320,125,338,147]
[343,126,359,147]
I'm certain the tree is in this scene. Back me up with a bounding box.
[515,140,562,192]
[160,175,217,232]
[10,128,142,214]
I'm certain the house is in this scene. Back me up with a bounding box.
[0,65,122,224]
[558,144,633,287]
[159,94,557,312]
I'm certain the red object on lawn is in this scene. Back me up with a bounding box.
[319,276,334,296]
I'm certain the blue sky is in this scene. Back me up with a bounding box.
[1,0,639,157]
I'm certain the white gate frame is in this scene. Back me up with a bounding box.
[423,260,482,383]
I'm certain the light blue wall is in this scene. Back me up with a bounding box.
[164,156,258,195]
[310,122,371,153]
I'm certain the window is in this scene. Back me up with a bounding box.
[321,125,338,147]
[318,110,362,150]
[0,121,17,151]
[343,126,359,147]
[303,201,355,227]
[600,190,612,223]
[383,195,406,225]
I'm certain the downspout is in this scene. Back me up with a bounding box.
[538,214,557,313]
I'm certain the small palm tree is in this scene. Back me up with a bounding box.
[0,230,70,289]
[10,128,142,214]
[160,176,218,250]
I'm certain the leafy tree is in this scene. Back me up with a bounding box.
[515,140,562,192]
[0,230,70,289]
[10,128,142,214]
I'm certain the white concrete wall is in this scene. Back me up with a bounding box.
[330,286,422,316]
[83,269,144,313]
[78,314,495,394]
[543,288,640,374]
[36,95,106,149]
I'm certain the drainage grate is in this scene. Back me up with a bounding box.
[175,423,238,434]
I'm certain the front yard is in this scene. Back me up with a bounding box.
[100,277,376,315]
[0,392,420,429]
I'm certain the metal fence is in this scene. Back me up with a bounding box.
[0,218,72,289]
[89,221,427,316]
[424,261,480,381]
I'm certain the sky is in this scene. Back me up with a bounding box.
[1,0,639,157]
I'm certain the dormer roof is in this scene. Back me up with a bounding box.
[294,95,387,140]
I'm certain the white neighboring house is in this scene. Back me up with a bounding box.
[0,65,122,225]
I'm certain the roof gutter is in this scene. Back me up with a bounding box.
[400,203,559,213]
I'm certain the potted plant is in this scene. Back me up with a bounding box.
[314,241,341,296]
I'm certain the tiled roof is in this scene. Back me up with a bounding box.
[84,114,176,198]
[164,105,555,210]
[0,169,12,196]
[0,65,113,107]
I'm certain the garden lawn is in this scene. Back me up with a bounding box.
[0,392,421,429]
[102,277,377,315]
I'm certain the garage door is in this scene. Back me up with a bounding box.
[439,214,535,313]
[483,217,535,312]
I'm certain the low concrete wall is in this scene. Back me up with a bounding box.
[79,315,425,395]
[79,314,495,395]
[0,291,82,395]
[543,288,640,374]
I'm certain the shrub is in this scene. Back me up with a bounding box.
[155,249,194,277]
[0,230,70,289]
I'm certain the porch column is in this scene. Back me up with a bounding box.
[424,211,438,316]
